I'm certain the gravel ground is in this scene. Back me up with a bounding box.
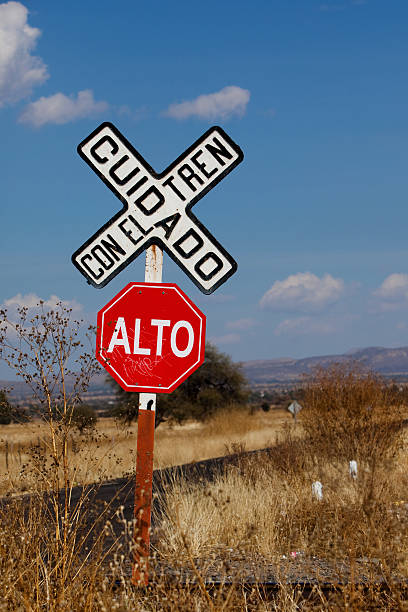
[155,553,389,585]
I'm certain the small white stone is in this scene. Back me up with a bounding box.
[349,460,358,479]
[312,480,323,501]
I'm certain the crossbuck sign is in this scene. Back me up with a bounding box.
[72,123,243,294]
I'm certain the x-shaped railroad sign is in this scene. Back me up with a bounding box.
[72,123,243,294]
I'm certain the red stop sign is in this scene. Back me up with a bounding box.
[96,282,206,393]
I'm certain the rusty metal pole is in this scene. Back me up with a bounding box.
[132,245,163,586]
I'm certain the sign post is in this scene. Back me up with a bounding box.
[73,122,243,586]
[134,245,162,586]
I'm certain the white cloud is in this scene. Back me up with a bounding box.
[209,333,240,345]
[164,86,250,120]
[274,316,336,337]
[0,2,48,106]
[0,4,108,127]
[19,89,108,127]
[371,274,408,313]
[374,273,408,301]
[4,293,82,312]
[260,272,344,312]
[1,294,84,341]
[226,318,257,331]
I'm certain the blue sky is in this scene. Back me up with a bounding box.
[1,0,408,377]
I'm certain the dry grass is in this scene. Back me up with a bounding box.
[150,367,408,609]
[0,365,407,610]
[0,420,406,610]
[157,437,408,566]
[0,408,291,495]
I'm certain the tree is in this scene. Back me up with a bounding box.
[71,404,97,434]
[110,342,249,427]
[0,389,27,424]
[0,390,13,424]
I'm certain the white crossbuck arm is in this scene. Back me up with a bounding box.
[72,123,243,294]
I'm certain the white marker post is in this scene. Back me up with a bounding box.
[132,245,163,586]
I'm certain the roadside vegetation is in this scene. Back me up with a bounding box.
[0,410,290,496]
[0,302,406,609]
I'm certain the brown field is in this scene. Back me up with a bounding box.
[0,408,292,496]
[0,367,407,610]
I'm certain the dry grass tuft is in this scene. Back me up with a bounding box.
[156,441,408,567]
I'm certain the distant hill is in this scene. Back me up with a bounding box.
[0,371,115,405]
[3,346,408,401]
[242,346,408,386]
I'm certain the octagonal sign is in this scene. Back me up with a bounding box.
[96,282,206,393]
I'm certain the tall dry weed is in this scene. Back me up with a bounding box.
[0,301,119,608]
[300,363,406,469]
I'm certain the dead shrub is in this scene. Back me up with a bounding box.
[265,426,315,482]
[300,363,406,469]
